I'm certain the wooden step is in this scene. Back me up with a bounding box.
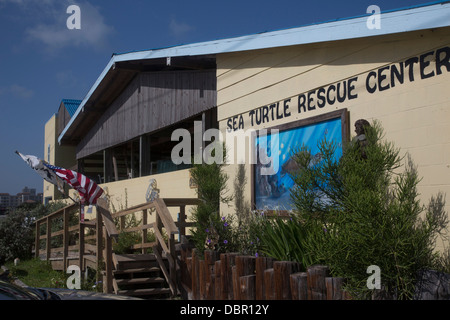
[115,277,165,286]
[113,253,167,270]
[111,253,172,298]
[116,288,171,297]
[113,267,161,275]
[114,253,158,262]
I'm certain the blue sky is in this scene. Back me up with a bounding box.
[0,0,436,195]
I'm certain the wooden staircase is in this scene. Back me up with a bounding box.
[33,198,199,298]
[112,253,171,299]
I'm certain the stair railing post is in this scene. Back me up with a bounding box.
[104,225,113,294]
[96,208,103,288]
[142,209,148,254]
[35,220,40,259]
[179,205,186,238]
[155,210,163,253]
[169,233,177,294]
[46,216,51,261]
[79,220,85,274]
[63,208,69,272]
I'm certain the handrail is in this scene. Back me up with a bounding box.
[33,203,80,272]
[34,203,78,224]
[34,197,199,296]
[108,197,200,295]
[96,198,119,240]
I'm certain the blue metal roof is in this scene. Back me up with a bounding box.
[61,99,82,117]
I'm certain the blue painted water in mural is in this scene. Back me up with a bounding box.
[254,117,343,211]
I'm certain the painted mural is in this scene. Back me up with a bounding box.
[254,116,343,211]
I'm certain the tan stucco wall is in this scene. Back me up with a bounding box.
[43,114,76,202]
[43,115,57,202]
[67,168,197,224]
[216,27,450,250]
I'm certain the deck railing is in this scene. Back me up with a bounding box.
[33,197,199,295]
[33,203,79,271]
[105,197,199,295]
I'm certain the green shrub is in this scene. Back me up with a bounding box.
[113,231,141,254]
[189,143,232,255]
[0,210,34,263]
[0,202,67,264]
[254,213,310,267]
[289,120,448,299]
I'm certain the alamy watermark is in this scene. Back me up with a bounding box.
[366,5,381,30]
[171,121,279,176]
[366,265,381,289]
[66,5,81,30]
[66,265,81,289]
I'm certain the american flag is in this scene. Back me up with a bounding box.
[43,163,104,206]
[16,151,65,193]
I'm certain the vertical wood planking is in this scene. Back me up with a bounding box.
[274,261,301,300]
[264,268,276,300]
[290,272,308,300]
[256,257,274,300]
[220,253,238,300]
[214,260,222,299]
[307,265,330,300]
[240,275,256,300]
[180,250,351,300]
[204,250,219,300]
[325,277,345,300]
[234,256,256,300]
[77,70,216,159]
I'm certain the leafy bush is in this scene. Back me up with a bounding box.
[189,143,232,255]
[0,202,67,264]
[0,209,34,263]
[254,213,310,267]
[113,231,142,254]
[289,120,448,299]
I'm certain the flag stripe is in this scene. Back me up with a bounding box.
[44,163,103,205]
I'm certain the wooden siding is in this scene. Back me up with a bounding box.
[57,103,72,138]
[76,70,216,159]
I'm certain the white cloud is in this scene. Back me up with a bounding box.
[169,16,194,38]
[19,1,114,51]
[0,84,34,99]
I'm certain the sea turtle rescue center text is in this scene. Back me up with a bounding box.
[226,46,449,132]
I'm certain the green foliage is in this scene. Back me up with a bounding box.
[234,164,251,227]
[6,258,66,288]
[113,213,158,254]
[0,201,67,264]
[113,231,141,254]
[203,215,236,253]
[0,210,34,263]
[189,143,232,255]
[289,120,448,299]
[6,258,101,291]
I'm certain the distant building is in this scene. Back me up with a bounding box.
[0,187,43,214]
[43,99,79,204]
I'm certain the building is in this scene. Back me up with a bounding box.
[43,99,80,204]
[0,187,43,214]
[0,193,13,214]
[48,2,450,248]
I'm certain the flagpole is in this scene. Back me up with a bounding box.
[60,189,77,204]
